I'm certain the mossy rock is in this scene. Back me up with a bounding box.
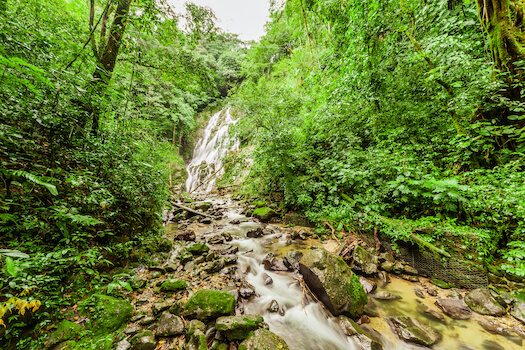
[299,246,367,318]
[251,207,277,222]
[160,279,187,292]
[251,200,267,208]
[74,333,115,350]
[183,289,236,321]
[130,330,157,350]
[45,320,83,349]
[215,314,267,340]
[430,279,452,289]
[239,329,289,350]
[188,243,210,255]
[79,294,133,335]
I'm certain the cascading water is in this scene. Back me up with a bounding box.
[185,108,239,193]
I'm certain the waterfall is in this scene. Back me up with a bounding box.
[185,108,239,193]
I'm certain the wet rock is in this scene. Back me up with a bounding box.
[152,300,173,314]
[359,276,377,294]
[251,207,278,222]
[380,260,395,273]
[174,230,196,241]
[160,279,187,292]
[299,246,367,318]
[262,254,288,271]
[417,304,447,323]
[239,280,257,298]
[262,273,273,285]
[357,315,370,324]
[220,266,238,276]
[373,291,402,300]
[426,287,438,297]
[203,258,225,273]
[464,288,505,316]
[212,244,239,255]
[206,251,218,261]
[478,318,509,335]
[353,246,378,275]
[388,316,442,347]
[283,250,303,271]
[179,251,194,264]
[482,340,505,350]
[377,271,390,285]
[45,320,83,350]
[183,289,236,321]
[511,300,525,325]
[124,324,141,335]
[514,325,525,339]
[430,279,451,289]
[435,298,472,320]
[268,300,280,313]
[223,255,238,265]
[188,243,210,255]
[215,314,267,340]
[448,288,463,299]
[364,299,379,317]
[201,218,212,224]
[239,328,289,350]
[139,316,156,326]
[131,331,157,350]
[230,219,240,225]
[403,265,418,275]
[164,263,180,273]
[400,274,419,282]
[194,202,213,212]
[156,312,185,336]
[392,262,405,274]
[414,287,425,299]
[246,227,264,238]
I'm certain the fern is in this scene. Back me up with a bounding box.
[5,170,58,196]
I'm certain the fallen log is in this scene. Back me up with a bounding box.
[171,202,213,218]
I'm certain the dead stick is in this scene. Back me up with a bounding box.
[171,202,213,218]
[189,165,224,194]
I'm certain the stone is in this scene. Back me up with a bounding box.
[183,289,236,321]
[194,202,213,212]
[380,260,395,272]
[262,254,288,271]
[262,273,273,285]
[400,274,419,282]
[299,246,367,318]
[239,280,257,298]
[430,279,451,289]
[139,316,156,326]
[45,320,83,349]
[464,288,506,316]
[478,318,509,335]
[448,288,463,299]
[251,207,278,222]
[186,329,207,350]
[511,300,525,325]
[156,312,185,337]
[174,230,196,241]
[186,319,206,335]
[417,304,447,323]
[215,314,267,340]
[414,287,425,299]
[388,316,442,347]
[160,279,187,292]
[131,277,148,290]
[482,340,505,350]
[373,291,402,300]
[188,243,210,255]
[377,271,390,285]
[246,227,264,238]
[268,300,280,313]
[358,276,377,294]
[364,299,379,317]
[131,331,157,350]
[239,328,289,350]
[124,324,141,335]
[336,316,382,350]
[79,294,133,335]
[283,250,303,271]
[435,298,472,320]
[203,259,225,273]
[116,339,131,350]
[165,263,180,273]
[403,265,418,275]
[152,300,173,314]
[353,246,378,275]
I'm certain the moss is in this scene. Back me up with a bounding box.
[183,289,235,321]
[215,315,265,340]
[251,207,277,222]
[187,243,210,255]
[160,279,187,292]
[251,200,266,208]
[46,320,83,349]
[79,294,133,336]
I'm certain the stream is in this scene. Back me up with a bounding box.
[176,108,525,350]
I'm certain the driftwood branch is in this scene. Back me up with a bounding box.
[171,202,213,218]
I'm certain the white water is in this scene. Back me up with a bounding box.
[185,108,239,193]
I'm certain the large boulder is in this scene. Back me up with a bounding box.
[79,294,133,335]
[299,246,367,318]
[464,288,506,316]
[511,300,525,325]
[183,289,236,321]
[215,314,267,340]
[435,298,472,320]
[239,329,289,350]
[388,316,442,347]
[353,246,378,275]
[156,312,185,337]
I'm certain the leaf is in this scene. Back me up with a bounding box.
[0,249,29,259]
[5,257,17,277]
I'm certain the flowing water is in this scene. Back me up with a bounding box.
[183,108,525,350]
[185,108,239,193]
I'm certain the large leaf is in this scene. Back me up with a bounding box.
[0,249,30,259]
[5,257,17,277]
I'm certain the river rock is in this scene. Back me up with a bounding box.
[435,298,472,320]
[478,318,509,335]
[262,254,288,271]
[139,316,156,326]
[246,227,264,238]
[160,279,187,292]
[152,300,173,314]
[337,316,383,350]
[414,287,425,298]
[268,300,280,313]
[482,340,505,350]
[183,289,236,321]
[373,291,402,300]
[187,243,210,255]
[358,276,377,293]
[417,304,447,323]
[261,273,273,285]
[299,246,367,318]
[403,265,418,275]
[203,258,225,273]
[388,316,442,346]
[156,312,185,336]
[353,246,378,275]
[283,250,303,271]
[377,271,390,285]
[511,300,525,324]
[239,328,289,350]
[175,230,196,241]
[215,314,267,340]
[239,280,257,298]
[194,202,213,212]
[464,288,505,316]
[251,207,278,222]
[364,299,379,317]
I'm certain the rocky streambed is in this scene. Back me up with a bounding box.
[44,195,525,350]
